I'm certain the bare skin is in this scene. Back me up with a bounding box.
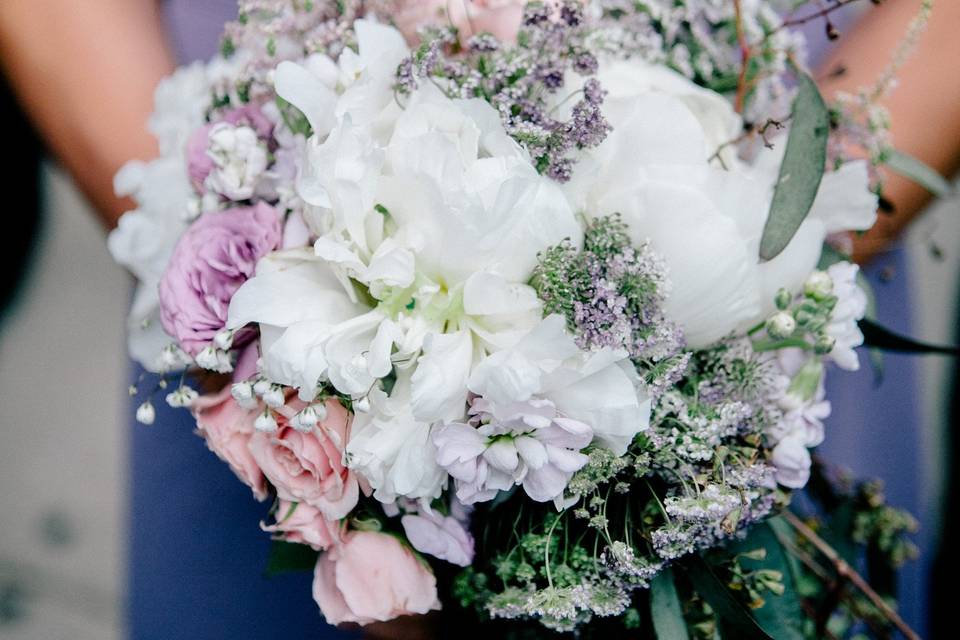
[816,0,960,264]
[0,0,174,227]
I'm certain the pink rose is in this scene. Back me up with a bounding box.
[248,399,359,520]
[262,500,343,551]
[393,0,526,45]
[312,531,441,625]
[193,387,268,501]
[158,202,281,356]
[187,105,274,190]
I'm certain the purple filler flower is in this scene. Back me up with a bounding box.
[158,202,281,356]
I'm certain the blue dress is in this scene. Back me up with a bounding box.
[128,3,351,638]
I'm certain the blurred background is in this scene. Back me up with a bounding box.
[1,2,959,639]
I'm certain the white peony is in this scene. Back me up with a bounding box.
[344,377,448,504]
[565,58,878,348]
[232,35,582,426]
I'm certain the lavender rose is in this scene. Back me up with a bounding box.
[158,203,281,356]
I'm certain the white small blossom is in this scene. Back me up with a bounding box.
[254,409,278,433]
[290,405,321,432]
[165,385,199,408]
[213,329,235,351]
[204,123,268,200]
[136,401,156,425]
[230,382,258,409]
[262,385,285,408]
[824,261,868,371]
[195,346,234,373]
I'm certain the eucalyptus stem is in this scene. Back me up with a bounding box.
[782,510,920,640]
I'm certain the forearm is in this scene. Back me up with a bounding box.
[817,0,960,263]
[0,0,174,228]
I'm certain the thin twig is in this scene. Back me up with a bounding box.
[777,0,868,32]
[782,510,920,640]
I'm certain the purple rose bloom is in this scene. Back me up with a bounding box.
[186,104,275,191]
[159,202,281,356]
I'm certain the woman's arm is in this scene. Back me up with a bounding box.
[0,0,174,227]
[818,0,960,263]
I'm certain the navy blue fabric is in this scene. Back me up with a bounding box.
[127,387,354,639]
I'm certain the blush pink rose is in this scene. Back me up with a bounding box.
[187,105,275,190]
[193,387,268,501]
[312,531,441,625]
[158,202,281,356]
[262,500,344,550]
[248,399,359,520]
[393,0,526,45]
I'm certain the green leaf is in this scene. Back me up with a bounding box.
[682,555,772,640]
[726,521,804,640]
[859,318,959,356]
[759,72,829,261]
[885,149,954,198]
[264,541,319,576]
[651,568,690,640]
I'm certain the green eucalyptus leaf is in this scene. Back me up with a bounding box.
[885,149,954,198]
[651,568,690,640]
[726,521,804,640]
[760,72,829,261]
[264,540,319,576]
[682,555,772,640]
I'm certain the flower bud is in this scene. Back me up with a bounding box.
[254,409,278,433]
[774,288,793,311]
[136,401,156,425]
[213,329,234,351]
[814,333,836,355]
[262,385,285,409]
[804,271,834,300]
[353,396,371,413]
[291,406,318,432]
[252,379,271,396]
[195,346,234,373]
[765,312,797,340]
[231,382,258,409]
[166,386,199,408]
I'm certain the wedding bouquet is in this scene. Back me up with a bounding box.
[111,0,933,636]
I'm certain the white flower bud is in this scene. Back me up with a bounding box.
[231,382,258,409]
[159,344,187,371]
[195,346,234,373]
[213,329,235,351]
[353,397,371,413]
[765,311,797,340]
[804,271,834,300]
[200,191,221,214]
[290,408,317,433]
[166,386,199,408]
[136,401,156,425]
[262,385,285,409]
[254,410,278,433]
[252,379,271,396]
